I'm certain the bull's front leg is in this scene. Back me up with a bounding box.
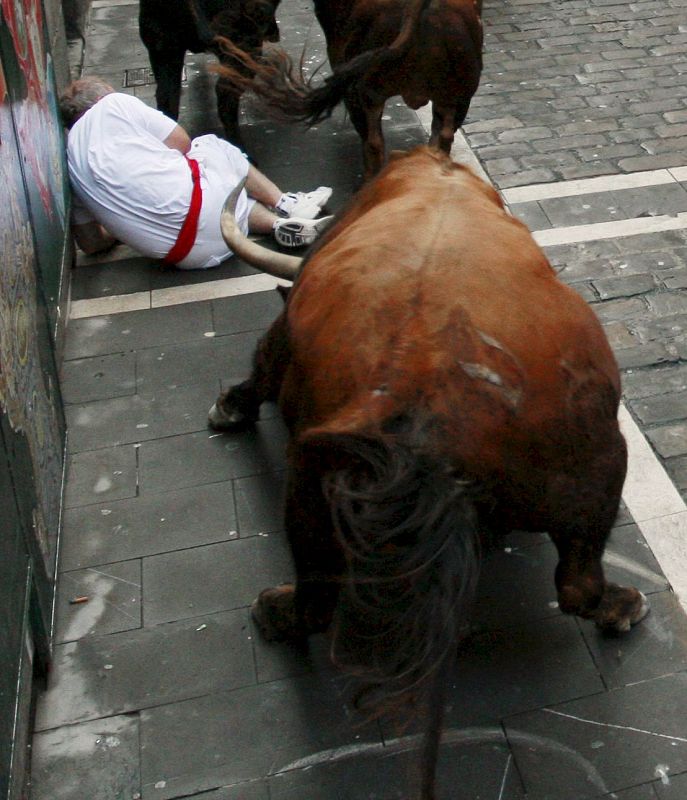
[208,307,289,431]
[148,45,186,119]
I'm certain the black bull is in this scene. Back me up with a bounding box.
[208,147,649,799]
[139,0,280,150]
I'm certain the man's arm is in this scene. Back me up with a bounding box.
[73,221,118,255]
[163,124,192,154]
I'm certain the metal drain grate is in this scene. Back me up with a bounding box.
[123,67,187,87]
[123,67,154,87]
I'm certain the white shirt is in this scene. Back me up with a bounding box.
[67,93,253,269]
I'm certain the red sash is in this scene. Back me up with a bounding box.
[163,156,203,265]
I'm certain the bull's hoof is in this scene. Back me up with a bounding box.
[251,585,305,643]
[207,400,257,431]
[594,584,650,633]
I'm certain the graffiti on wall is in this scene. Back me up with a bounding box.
[0,44,64,575]
[1,0,68,310]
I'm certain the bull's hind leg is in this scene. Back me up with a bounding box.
[548,445,649,633]
[252,464,342,642]
[208,307,289,431]
[147,45,185,120]
[552,529,648,633]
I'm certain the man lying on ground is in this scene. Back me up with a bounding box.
[59,77,333,278]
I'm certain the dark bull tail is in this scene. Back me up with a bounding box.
[213,0,433,124]
[302,428,481,798]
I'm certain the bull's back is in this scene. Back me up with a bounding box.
[284,149,621,492]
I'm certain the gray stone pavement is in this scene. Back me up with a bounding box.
[28,0,687,798]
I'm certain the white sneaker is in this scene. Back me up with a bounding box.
[275,187,333,219]
[273,215,334,248]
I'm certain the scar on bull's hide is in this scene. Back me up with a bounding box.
[458,362,523,409]
[459,329,525,408]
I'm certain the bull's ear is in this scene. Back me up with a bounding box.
[276,284,290,302]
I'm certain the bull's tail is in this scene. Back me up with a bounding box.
[213,0,433,124]
[302,426,481,799]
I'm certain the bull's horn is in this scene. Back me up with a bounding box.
[221,180,303,281]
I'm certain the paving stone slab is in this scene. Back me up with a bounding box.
[646,423,687,459]
[666,455,687,492]
[30,714,141,800]
[211,290,283,337]
[142,533,295,625]
[135,338,221,393]
[601,522,670,596]
[54,559,142,643]
[64,302,214,360]
[241,123,366,172]
[267,738,526,799]
[655,770,687,798]
[139,675,380,799]
[63,445,138,508]
[35,609,255,729]
[608,784,659,799]
[60,351,137,404]
[505,672,687,799]
[84,30,146,70]
[241,120,426,180]
[179,784,268,800]
[439,615,605,730]
[546,239,626,271]
[630,390,687,426]
[137,418,288,495]
[65,382,214,451]
[252,625,333,685]
[60,481,238,570]
[509,200,553,231]
[615,342,678,371]
[635,314,687,349]
[147,256,259,291]
[376,615,604,744]
[135,330,263,393]
[578,590,687,690]
[472,537,562,632]
[592,274,657,301]
[537,184,687,228]
[70,256,155,300]
[234,470,286,536]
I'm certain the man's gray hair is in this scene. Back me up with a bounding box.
[59,77,115,128]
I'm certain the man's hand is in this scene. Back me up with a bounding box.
[73,221,119,255]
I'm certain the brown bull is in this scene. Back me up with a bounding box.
[215,0,482,178]
[208,146,648,799]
